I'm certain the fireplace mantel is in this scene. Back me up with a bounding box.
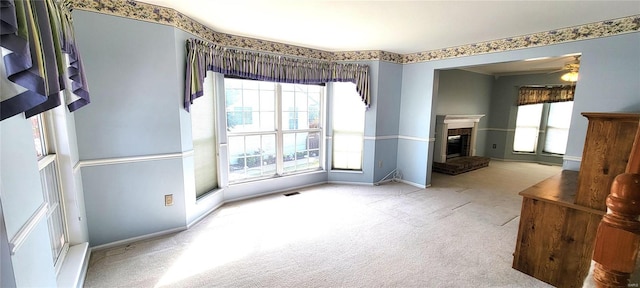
[437,114,484,127]
[434,114,485,163]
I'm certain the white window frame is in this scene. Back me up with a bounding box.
[331,82,365,171]
[512,101,573,155]
[224,78,324,183]
[543,101,573,155]
[513,103,544,153]
[31,113,69,274]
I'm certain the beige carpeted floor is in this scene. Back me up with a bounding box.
[84,161,561,287]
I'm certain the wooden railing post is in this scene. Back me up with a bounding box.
[592,121,640,287]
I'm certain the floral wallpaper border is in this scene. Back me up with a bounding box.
[66,0,638,64]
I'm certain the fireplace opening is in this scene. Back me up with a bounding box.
[447,135,462,158]
[446,128,472,159]
[446,134,470,159]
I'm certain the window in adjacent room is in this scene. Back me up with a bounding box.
[191,71,218,197]
[543,101,574,154]
[224,78,324,182]
[31,114,69,273]
[513,104,543,153]
[513,101,573,154]
[332,82,365,170]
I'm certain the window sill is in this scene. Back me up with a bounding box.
[512,151,536,155]
[511,151,565,158]
[196,188,224,203]
[56,242,89,288]
[228,169,326,185]
[329,169,363,174]
[541,153,565,158]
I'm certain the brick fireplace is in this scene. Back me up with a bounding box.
[433,114,489,175]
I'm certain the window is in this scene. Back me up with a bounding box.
[544,101,574,154]
[513,101,573,154]
[513,104,543,153]
[31,114,47,159]
[332,82,365,170]
[191,72,218,197]
[225,78,323,182]
[31,114,68,272]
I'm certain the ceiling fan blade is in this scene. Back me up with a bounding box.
[547,68,566,74]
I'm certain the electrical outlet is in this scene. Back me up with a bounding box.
[492,144,497,149]
[165,194,173,206]
[378,160,383,168]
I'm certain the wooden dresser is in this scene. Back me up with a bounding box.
[512,112,640,287]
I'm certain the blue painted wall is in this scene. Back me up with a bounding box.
[398,63,434,186]
[435,69,494,157]
[373,61,403,182]
[72,11,190,246]
[436,69,493,117]
[73,12,184,160]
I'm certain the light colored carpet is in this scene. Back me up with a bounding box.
[84,161,561,287]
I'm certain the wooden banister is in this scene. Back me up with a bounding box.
[592,120,640,287]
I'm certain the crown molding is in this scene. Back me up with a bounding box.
[66,0,639,64]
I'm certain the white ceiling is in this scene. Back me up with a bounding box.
[137,0,639,74]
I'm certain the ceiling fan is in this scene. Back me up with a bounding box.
[549,55,580,82]
[549,55,580,74]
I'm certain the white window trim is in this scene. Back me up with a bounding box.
[225,79,325,184]
[331,82,365,171]
[35,113,70,275]
[512,101,573,156]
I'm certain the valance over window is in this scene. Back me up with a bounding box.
[0,0,90,121]
[184,38,370,111]
[517,86,575,106]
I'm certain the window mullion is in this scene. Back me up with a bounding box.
[276,84,284,176]
[538,103,551,154]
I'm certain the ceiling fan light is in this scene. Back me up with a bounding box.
[561,71,579,82]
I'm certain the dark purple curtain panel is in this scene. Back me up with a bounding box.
[0,0,90,121]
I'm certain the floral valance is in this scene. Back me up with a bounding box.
[517,86,575,106]
[0,0,90,121]
[184,38,370,111]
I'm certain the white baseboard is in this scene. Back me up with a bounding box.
[326,180,374,186]
[90,227,186,252]
[226,181,329,203]
[489,157,562,167]
[187,201,225,229]
[398,179,427,189]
